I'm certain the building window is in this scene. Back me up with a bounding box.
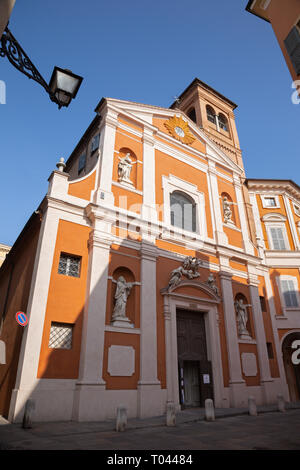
[206,105,216,124]
[261,195,280,209]
[217,113,228,131]
[58,253,81,277]
[268,226,288,250]
[284,24,300,76]
[48,322,73,349]
[78,152,86,175]
[91,133,100,154]
[264,197,276,207]
[280,278,299,308]
[170,191,196,233]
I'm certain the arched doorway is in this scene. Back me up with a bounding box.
[282,332,300,402]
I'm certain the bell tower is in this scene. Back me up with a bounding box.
[170,78,244,170]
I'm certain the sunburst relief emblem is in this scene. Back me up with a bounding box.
[164,115,195,145]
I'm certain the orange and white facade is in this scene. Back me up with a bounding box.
[1,78,300,422]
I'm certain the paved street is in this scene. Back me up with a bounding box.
[1,404,300,451]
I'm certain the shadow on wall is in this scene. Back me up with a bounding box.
[0,228,299,422]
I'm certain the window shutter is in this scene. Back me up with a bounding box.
[281,279,298,308]
[284,26,300,75]
[270,227,286,250]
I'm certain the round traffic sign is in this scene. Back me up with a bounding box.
[15,311,28,327]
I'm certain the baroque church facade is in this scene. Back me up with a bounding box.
[1,78,300,422]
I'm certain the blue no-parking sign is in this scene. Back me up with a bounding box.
[15,311,28,327]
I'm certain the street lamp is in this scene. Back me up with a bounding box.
[0,26,83,109]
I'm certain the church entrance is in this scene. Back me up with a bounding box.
[282,332,300,402]
[176,309,213,408]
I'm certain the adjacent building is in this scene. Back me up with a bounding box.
[0,78,299,423]
[246,0,300,88]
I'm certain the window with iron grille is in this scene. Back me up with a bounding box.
[58,253,81,277]
[48,322,73,349]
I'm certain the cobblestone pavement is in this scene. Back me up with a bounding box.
[1,405,300,450]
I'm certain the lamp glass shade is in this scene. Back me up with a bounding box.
[55,69,80,95]
[49,67,83,106]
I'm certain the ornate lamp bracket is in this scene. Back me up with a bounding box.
[0,26,62,108]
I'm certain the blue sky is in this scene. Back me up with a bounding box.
[0,0,299,246]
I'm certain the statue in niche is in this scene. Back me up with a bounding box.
[112,276,134,323]
[235,298,252,338]
[222,196,233,224]
[168,256,202,290]
[206,273,219,296]
[118,153,136,185]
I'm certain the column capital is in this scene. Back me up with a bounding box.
[140,241,158,260]
[219,270,233,281]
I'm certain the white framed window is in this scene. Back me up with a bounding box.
[262,213,290,251]
[266,225,289,250]
[162,174,207,238]
[261,195,280,209]
[277,276,300,310]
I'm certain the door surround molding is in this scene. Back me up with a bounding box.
[161,280,224,409]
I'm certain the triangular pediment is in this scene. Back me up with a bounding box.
[99,98,244,175]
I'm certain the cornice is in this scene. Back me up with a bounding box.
[246,180,300,203]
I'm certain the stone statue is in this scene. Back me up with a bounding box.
[168,256,202,290]
[118,153,135,185]
[235,298,252,338]
[112,276,133,322]
[222,196,233,224]
[206,273,219,296]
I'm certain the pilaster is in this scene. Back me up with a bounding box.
[207,161,228,246]
[247,272,274,403]
[219,270,247,407]
[93,108,118,207]
[233,175,254,255]
[72,205,113,421]
[138,241,162,418]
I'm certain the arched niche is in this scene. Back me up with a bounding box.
[117,147,138,188]
[221,192,236,225]
[234,292,253,339]
[111,266,136,326]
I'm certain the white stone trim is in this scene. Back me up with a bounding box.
[163,292,225,409]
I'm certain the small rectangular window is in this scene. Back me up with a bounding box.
[91,133,100,153]
[49,322,73,349]
[281,279,298,308]
[264,197,276,207]
[58,253,81,278]
[78,152,86,174]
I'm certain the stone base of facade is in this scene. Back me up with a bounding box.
[8,378,290,423]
